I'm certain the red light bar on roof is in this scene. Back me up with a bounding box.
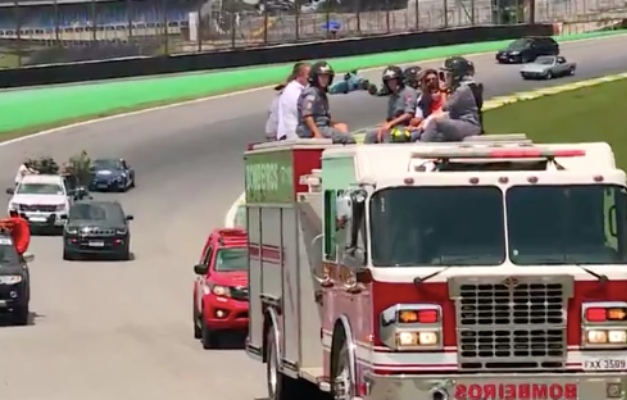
[218,228,247,237]
[411,147,586,160]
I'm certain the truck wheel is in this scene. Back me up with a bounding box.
[193,307,202,339]
[201,311,220,349]
[12,303,29,326]
[266,327,300,400]
[63,249,75,261]
[331,339,355,400]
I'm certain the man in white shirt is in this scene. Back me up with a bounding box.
[14,161,37,186]
[265,83,286,141]
[277,62,310,141]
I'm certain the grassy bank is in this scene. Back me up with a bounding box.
[484,78,627,169]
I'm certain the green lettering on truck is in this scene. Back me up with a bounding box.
[245,151,294,204]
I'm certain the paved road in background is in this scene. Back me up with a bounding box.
[0,35,625,400]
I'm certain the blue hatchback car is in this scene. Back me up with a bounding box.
[90,158,136,192]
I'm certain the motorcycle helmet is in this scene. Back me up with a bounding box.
[309,61,335,90]
[382,65,404,90]
[441,56,473,88]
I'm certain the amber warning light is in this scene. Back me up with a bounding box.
[411,148,586,160]
[586,307,627,322]
[398,309,438,324]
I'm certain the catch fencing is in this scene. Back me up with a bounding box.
[0,0,625,68]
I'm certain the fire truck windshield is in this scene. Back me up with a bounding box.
[507,184,627,265]
[214,248,248,272]
[369,186,506,266]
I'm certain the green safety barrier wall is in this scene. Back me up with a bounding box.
[0,30,623,135]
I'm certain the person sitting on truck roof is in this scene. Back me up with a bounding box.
[14,161,38,187]
[277,62,310,141]
[408,69,446,139]
[295,61,354,144]
[364,65,419,144]
[417,56,483,142]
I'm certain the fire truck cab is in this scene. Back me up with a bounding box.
[244,136,627,400]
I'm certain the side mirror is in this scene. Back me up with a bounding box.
[194,264,209,275]
[59,215,68,220]
[23,253,35,263]
[126,215,134,221]
[5,188,14,195]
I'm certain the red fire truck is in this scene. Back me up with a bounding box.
[244,136,627,400]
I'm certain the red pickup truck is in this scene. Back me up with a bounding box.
[192,228,249,349]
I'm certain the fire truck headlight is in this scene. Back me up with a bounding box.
[586,330,627,344]
[396,331,440,346]
[609,330,627,343]
[380,304,443,351]
[587,330,608,344]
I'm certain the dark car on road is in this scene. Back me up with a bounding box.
[62,200,133,261]
[90,158,135,192]
[495,37,559,64]
[0,233,33,325]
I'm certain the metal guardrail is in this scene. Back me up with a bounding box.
[0,0,625,68]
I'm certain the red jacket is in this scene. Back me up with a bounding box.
[0,217,30,255]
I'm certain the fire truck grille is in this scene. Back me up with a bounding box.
[450,277,571,372]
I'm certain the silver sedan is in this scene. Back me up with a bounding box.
[520,55,577,80]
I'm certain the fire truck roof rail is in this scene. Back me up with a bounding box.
[411,146,586,160]
[462,134,530,143]
[247,138,333,151]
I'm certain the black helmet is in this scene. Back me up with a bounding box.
[403,66,422,88]
[309,61,335,89]
[442,56,473,85]
[382,65,404,89]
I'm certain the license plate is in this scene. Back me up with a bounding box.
[97,184,108,188]
[454,383,577,400]
[583,357,627,370]
[89,241,105,247]
[29,216,46,222]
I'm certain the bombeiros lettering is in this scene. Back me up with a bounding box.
[246,162,278,192]
[454,383,578,400]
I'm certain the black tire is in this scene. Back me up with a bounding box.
[130,176,136,188]
[266,327,302,400]
[546,71,553,80]
[201,310,220,349]
[12,303,29,326]
[116,249,130,261]
[63,248,75,261]
[331,337,355,400]
[193,305,202,339]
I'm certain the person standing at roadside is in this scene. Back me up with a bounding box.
[277,62,310,141]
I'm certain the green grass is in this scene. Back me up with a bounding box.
[484,78,627,169]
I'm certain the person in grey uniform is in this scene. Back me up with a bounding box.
[364,65,418,144]
[295,61,355,144]
[418,56,483,142]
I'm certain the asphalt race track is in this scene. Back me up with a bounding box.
[0,35,625,400]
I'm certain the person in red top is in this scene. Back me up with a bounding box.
[409,69,447,140]
[6,210,31,257]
